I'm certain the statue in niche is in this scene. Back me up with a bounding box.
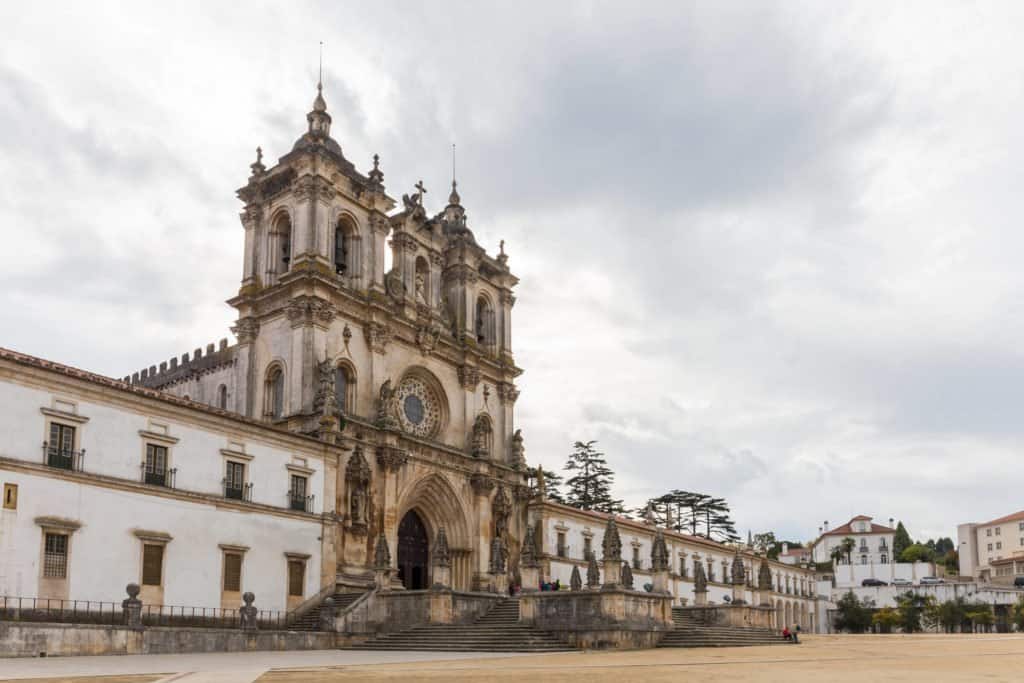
[314,359,336,415]
[415,272,427,305]
[350,486,365,523]
[492,485,511,539]
[384,267,405,301]
[440,295,455,335]
[510,429,525,468]
[376,379,399,429]
[344,445,371,532]
[471,414,491,458]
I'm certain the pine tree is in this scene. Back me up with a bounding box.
[563,440,623,513]
[893,521,913,557]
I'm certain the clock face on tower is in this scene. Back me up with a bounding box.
[395,375,441,437]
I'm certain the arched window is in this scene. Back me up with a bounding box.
[880,554,888,564]
[334,222,348,275]
[274,213,292,276]
[265,365,285,419]
[475,295,495,347]
[334,364,354,414]
[217,384,228,410]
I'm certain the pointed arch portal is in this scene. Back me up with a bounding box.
[397,509,430,590]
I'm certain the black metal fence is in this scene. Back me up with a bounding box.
[0,596,292,630]
[42,443,85,472]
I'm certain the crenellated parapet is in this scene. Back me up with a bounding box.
[127,338,236,389]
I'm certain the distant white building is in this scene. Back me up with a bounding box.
[958,510,1024,584]
[777,543,811,566]
[810,515,895,566]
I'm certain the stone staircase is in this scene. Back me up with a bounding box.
[658,607,791,648]
[288,591,365,631]
[354,597,572,652]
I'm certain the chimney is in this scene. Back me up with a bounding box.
[818,526,823,535]
[782,542,789,555]
[889,517,894,528]
[824,520,829,532]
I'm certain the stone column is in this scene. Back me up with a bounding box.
[488,535,508,595]
[373,533,394,591]
[601,517,622,589]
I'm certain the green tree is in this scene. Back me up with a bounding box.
[830,544,845,565]
[934,537,955,554]
[1011,596,1024,631]
[527,466,565,504]
[872,607,901,633]
[563,441,623,513]
[893,521,913,557]
[896,591,934,633]
[899,543,936,563]
[834,591,875,633]
[932,598,967,633]
[965,602,994,633]
[752,532,777,554]
[840,537,857,563]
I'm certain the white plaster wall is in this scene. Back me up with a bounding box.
[0,470,321,611]
[0,380,325,513]
[812,532,895,564]
[834,582,1023,609]
[831,561,936,588]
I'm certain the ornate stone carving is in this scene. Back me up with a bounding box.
[601,518,622,562]
[509,429,525,468]
[570,565,582,591]
[415,323,441,356]
[731,553,746,585]
[122,583,142,629]
[373,533,391,569]
[287,296,336,328]
[488,535,506,574]
[365,321,392,354]
[758,560,773,591]
[694,559,708,593]
[432,527,451,568]
[650,529,669,572]
[375,445,408,472]
[621,562,634,589]
[497,382,520,404]
[492,485,511,538]
[375,379,400,430]
[232,318,260,344]
[586,551,600,588]
[345,445,371,531]
[470,473,495,496]
[314,359,337,415]
[457,365,480,390]
[513,484,534,502]
[520,523,539,568]
[471,414,491,458]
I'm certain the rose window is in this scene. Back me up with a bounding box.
[395,376,441,437]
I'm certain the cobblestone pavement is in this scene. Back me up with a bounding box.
[5,635,1024,683]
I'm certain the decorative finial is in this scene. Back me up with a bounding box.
[318,41,324,88]
[415,179,427,204]
[249,146,266,177]
[499,240,505,256]
[368,153,384,187]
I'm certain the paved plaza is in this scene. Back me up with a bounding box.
[4,635,1024,682]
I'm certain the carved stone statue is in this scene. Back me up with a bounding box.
[586,551,600,589]
[314,359,336,415]
[694,560,708,593]
[622,562,634,589]
[650,529,669,572]
[376,379,399,429]
[373,533,391,569]
[510,430,525,469]
[350,487,365,522]
[731,553,746,585]
[758,561,773,591]
[492,485,511,539]
[471,414,490,458]
[344,446,371,530]
[384,267,405,301]
[239,592,258,631]
[520,523,539,568]
[433,527,451,568]
[415,272,427,305]
[489,535,506,574]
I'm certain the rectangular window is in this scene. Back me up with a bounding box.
[145,444,168,486]
[43,533,68,578]
[996,527,1002,536]
[289,475,307,512]
[633,546,641,569]
[288,560,304,597]
[225,462,245,500]
[3,483,17,510]
[987,529,992,536]
[997,541,1002,549]
[1019,522,1024,531]
[988,543,993,551]
[583,537,592,559]
[223,553,242,592]
[47,423,76,470]
[679,557,687,577]
[556,532,566,558]
[142,544,164,586]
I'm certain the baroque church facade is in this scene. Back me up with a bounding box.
[130,81,528,594]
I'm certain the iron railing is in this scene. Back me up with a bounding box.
[42,443,85,472]
[141,464,177,488]
[0,596,290,630]
[223,480,253,502]
[288,492,315,513]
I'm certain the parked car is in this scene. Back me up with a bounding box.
[891,578,912,586]
[861,578,888,587]
[920,576,944,585]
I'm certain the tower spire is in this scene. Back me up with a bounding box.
[448,143,461,206]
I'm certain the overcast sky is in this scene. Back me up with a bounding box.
[3,1,1023,543]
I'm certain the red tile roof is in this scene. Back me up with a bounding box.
[817,516,895,540]
[980,510,1024,527]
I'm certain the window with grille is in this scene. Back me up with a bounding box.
[142,544,164,586]
[556,532,566,558]
[288,560,304,597]
[290,475,307,511]
[225,461,245,499]
[145,444,168,485]
[47,423,76,469]
[223,553,242,592]
[43,533,68,578]
[633,546,641,569]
